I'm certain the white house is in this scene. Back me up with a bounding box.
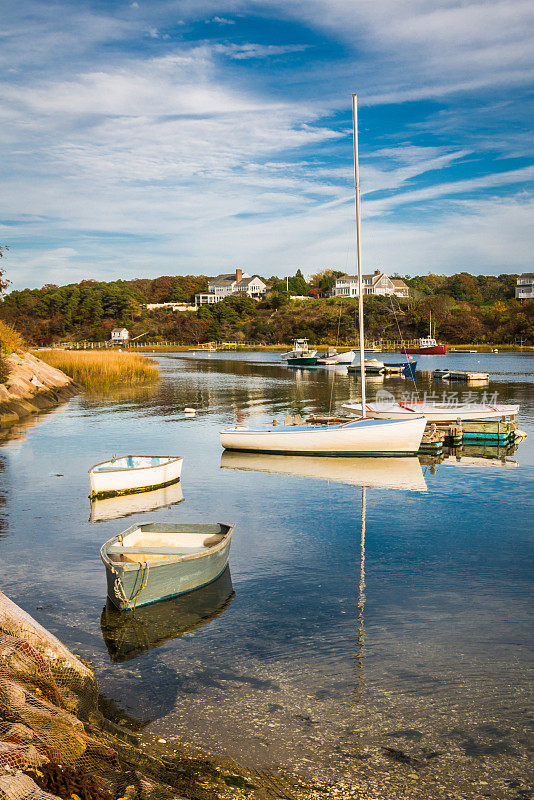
[234,275,267,299]
[110,327,129,343]
[516,273,534,299]
[332,270,409,299]
[195,269,267,306]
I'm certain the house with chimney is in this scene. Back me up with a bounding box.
[195,269,267,306]
[331,270,409,299]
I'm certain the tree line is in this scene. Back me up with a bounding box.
[0,264,532,345]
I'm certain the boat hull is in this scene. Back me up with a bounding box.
[220,417,426,455]
[101,523,233,610]
[317,350,355,365]
[403,344,447,355]
[287,357,318,366]
[341,402,519,423]
[90,456,183,498]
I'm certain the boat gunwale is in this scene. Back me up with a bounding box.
[100,522,235,572]
[220,416,426,435]
[89,455,184,475]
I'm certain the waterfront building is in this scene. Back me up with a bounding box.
[195,269,267,306]
[331,270,409,299]
[110,327,129,343]
[515,273,534,299]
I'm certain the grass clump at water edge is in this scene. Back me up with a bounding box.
[34,349,160,391]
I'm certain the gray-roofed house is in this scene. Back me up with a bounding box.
[516,273,534,299]
[195,269,267,305]
[332,270,409,299]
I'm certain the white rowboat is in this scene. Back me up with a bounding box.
[89,455,184,498]
[341,401,519,423]
[220,417,426,455]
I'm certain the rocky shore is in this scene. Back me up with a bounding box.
[0,352,81,429]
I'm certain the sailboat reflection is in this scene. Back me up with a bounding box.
[89,481,184,522]
[220,451,427,492]
[100,566,235,662]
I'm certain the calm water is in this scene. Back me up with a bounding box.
[1,351,533,799]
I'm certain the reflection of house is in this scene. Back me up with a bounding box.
[110,327,129,343]
[332,270,409,298]
[195,269,267,306]
[516,273,534,299]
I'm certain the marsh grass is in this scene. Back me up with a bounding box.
[34,349,160,391]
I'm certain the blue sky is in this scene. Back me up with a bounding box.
[1,0,533,289]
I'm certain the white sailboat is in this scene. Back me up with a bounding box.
[220,95,426,456]
[341,400,519,423]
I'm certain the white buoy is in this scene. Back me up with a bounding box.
[184,408,196,414]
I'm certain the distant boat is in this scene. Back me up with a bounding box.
[89,455,183,498]
[317,348,356,365]
[402,312,447,354]
[100,566,235,662]
[101,522,235,611]
[349,359,408,375]
[341,401,519,423]
[387,360,418,376]
[281,338,317,361]
[90,481,184,523]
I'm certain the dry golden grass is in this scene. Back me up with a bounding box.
[34,349,160,390]
[0,320,26,354]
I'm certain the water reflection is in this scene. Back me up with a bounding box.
[220,451,427,491]
[89,481,184,522]
[100,566,234,663]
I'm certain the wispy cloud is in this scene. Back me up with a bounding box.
[0,0,533,288]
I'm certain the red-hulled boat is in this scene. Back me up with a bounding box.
[403,337,447,355]
[402,313,447,354]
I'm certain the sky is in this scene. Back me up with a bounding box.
[1,0,534,290]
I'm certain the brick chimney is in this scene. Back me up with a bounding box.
[374,269,381,275]
[235,268,243,283]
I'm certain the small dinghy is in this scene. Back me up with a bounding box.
[89,455,184,498]
[101,522,235,611]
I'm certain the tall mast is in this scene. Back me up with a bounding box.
[352,94,366,417]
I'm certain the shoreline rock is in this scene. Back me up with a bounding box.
[0,353,81,429]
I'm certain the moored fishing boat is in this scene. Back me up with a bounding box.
[281,338,317,361]
[89,455,184,498]
[100,522,235,611]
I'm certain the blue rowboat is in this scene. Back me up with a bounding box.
[387,360,417,376]
[100,522,234,611]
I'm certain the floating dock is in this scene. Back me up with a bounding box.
[305,415,521,453]
[433,369,489,383]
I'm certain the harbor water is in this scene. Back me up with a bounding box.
[0,351,533,798]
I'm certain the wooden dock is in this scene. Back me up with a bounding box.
[433,369,489,383]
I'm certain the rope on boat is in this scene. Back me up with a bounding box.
[110,560,150,612]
